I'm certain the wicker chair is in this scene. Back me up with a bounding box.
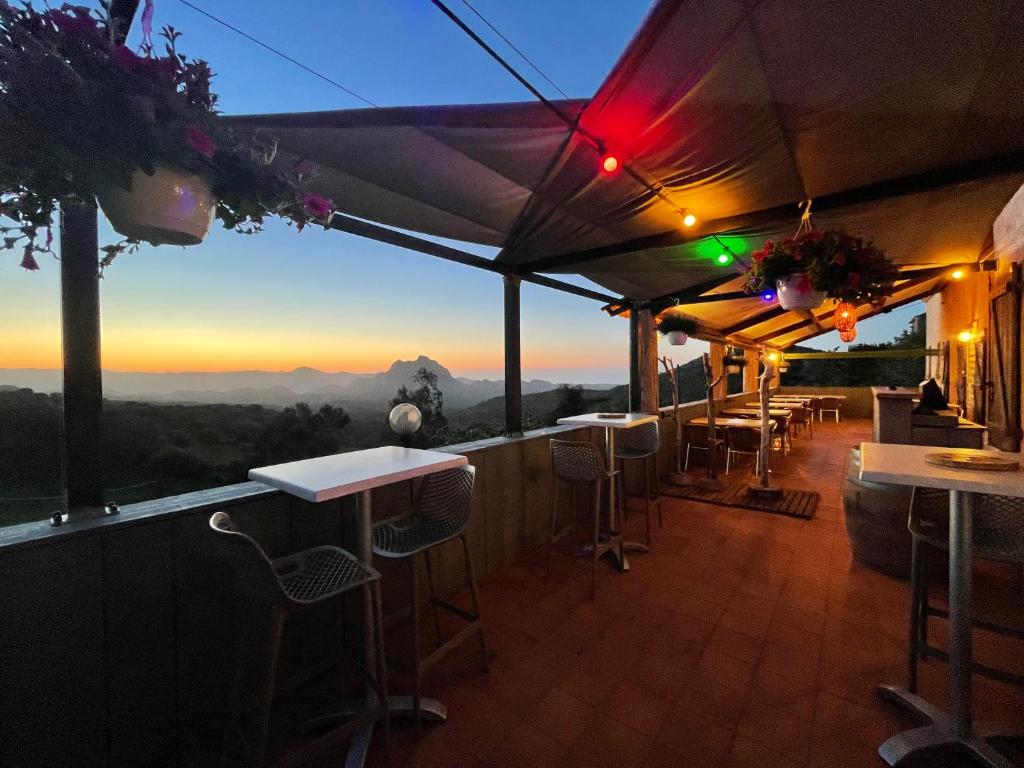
[818,396,841,422]
[209,511,388,767]
[614,421,661,545]
[372,466,488,726]
[906,488,1024,693]
[683,422,724,471]
[549,439,624,599]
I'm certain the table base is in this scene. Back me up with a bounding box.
[574,530,630,570]
[877,685,1018,767]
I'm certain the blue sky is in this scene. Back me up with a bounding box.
[1,0,918,383]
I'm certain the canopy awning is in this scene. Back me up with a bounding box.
[227,0,1024,347]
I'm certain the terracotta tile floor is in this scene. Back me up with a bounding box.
[366,419,1024,768]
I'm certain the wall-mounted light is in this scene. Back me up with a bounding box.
[681,210,697,228]
[950,268,965,280]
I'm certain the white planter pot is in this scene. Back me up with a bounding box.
[97,165,215,246]
[776,273,826,310]
[665,330,688,346]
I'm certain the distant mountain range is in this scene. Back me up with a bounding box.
[0,356,615,411]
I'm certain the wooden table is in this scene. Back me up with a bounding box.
[557,412,659,569]
[745,401,810,409]
[720,407,793,418]
[859,442,1024,767]
[249,446,468,762]
[689,416,776,430]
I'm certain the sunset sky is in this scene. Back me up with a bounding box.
[0,0,919,383]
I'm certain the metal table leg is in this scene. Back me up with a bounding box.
[605,427,650,570]
[876,491,1018,767]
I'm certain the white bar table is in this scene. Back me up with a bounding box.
[557,412,659,570]
[250,446,468,764]
[859,442,1024,768]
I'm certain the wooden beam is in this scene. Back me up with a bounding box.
[503,275,522,436]
[629,309,641,411]
[720,306,789,337]
[326,213,618,304]
[513,151,1024,274]
[785,349,939,360]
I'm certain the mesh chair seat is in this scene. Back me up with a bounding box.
[614,421,660,460]
[909,487,1024,563]
[273,546,379,604]
[373,516,464,557]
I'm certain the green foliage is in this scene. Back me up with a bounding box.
[656,313,698,336]
[782,322,927,388]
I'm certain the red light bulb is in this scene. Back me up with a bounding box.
[601,154,619,174]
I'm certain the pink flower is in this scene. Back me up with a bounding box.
[186,124,216,158]
[19,247,39,272]
[302,192,332,219]
[296,159,313,178]
[48,9,101,39]
[795,274,813,293]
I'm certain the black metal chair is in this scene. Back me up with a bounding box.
[683,422,724,471]
[549,439,623,599]
[372,466,488,726]
[614,420,661,546]
[906,488,1024,693]
[209,511,388,767]
[724,425,762,475]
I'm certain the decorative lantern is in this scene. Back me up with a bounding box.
[839,328,857,343]
[833,301,857,333]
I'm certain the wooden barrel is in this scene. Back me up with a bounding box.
[842,446,914,578]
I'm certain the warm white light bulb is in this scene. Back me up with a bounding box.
[682,211,697,227]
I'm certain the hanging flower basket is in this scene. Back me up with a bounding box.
[0,4,335,271]
[656,312,698,346]
[745,227,897,310]
[776,273,827,310]
[97,165,216,245]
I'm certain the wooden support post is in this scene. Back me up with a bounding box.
[636,308,659,414]
[629,306,641,412]
[60,203,105,516]
[503,275,522,436]
[57,1,140,519]
[743,348,760,392]
[709,342,727,400]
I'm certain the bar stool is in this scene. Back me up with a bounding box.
[372,466,488,726]
[548,439,623,599]
[906,488,1024,693]
[209,511,388,767]
[614,420,661,545]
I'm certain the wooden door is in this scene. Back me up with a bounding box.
[986,267,1022,451]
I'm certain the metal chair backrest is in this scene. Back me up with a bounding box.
[616,420,660,456]
[909,488,1024,563]
[788,405,810,423]
[819,396,841,410]
[684,423,711,445]
[551,439,606,484]
[726,425,761,453]
[209,511,287,609]
[413,465,476,534]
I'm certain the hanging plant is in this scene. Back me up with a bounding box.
[656,312,698,345]
[0,2,334,271]
[744,205,897,310]
[724,348,745,374]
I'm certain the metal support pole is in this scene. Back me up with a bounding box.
[503,275,522,436]
[629,306,641,412]
[60,203,105,515]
